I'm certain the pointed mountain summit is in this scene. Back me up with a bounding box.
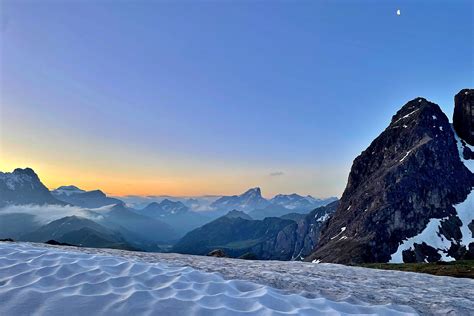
[307,95,474,264]
[210,187,270,212]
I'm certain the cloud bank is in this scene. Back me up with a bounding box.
[0,204,103,225]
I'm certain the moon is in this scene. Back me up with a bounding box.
[397,9,401,16]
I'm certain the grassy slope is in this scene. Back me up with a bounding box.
[360,260,474,279]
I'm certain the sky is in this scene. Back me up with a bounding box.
[0,0,473,198]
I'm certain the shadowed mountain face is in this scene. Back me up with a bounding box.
[140,199,189,216]
[20,216,137,250]
[224,210,253,220]
[52,186,123,208]
[172,213,297,260]
[134,200,212,237]
[172,202,337,260]
[308,95,474,264]
[453,89,474,146]
[98,203,178,243]
[0,168,64,207]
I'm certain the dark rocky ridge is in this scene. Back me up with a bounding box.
[172,201,337,260]
[52,188,123,208]
[453,89,474,145]
[288,200,339,260]
[307,97,474,264]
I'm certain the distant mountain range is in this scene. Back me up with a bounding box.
[135,200,211,236]
[52,186,122,208]
[0,168,334,253]
[118,188,337,216]
[208,188,337,217]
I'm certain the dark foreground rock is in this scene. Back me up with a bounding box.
[453,89,474,145]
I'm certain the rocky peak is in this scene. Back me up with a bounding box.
[242,187,262,198]
[453,89,474,145]
[13,167,38,178]
[307,96,474,264]
[210,187,269,212]
[141,199,188,216]
[0,168,64,206]
[225,210,252,220]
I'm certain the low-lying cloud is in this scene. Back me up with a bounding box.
[0,204,103,225]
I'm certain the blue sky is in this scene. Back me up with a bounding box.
[1,0,473,197]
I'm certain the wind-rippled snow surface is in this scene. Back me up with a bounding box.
[0,243,472,315]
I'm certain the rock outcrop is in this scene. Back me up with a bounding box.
[207,249,228,257]
[307,96,474,264]
[453,89,474,145]
[290,201,338,260]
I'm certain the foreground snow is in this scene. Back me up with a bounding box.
[1,243,473,315]
[0,243,415,315]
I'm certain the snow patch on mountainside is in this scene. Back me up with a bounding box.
[390,128,474,263]
[0,172,34,190]
[453,129,474,247]
[454,128,474,172]
[455,190,474,247]
[52,185,85,196]
[389,217,455,263]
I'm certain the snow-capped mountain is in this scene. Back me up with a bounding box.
[51,185,85,196]
[52,186,123,208]
[210,187,270,212]
[140,199,189,217]
[270,194,337,210]
[308,89,474,264]
[0,168,64,207]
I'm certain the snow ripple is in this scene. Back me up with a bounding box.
[0,243,416,315]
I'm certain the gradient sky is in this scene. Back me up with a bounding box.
[1,0,473,197]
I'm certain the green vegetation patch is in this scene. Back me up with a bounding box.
[360,260,474,279]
